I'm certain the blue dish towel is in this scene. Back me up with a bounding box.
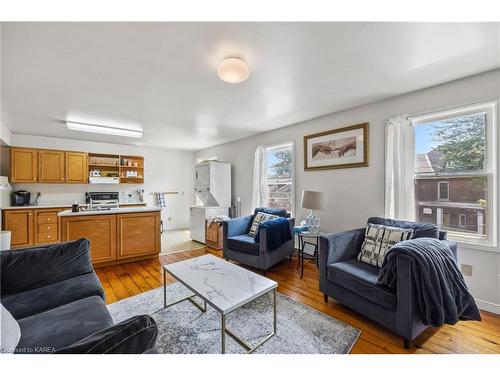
[254,217,292,250]
[156,193,166,207]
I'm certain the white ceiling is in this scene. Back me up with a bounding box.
[1,22,499,150]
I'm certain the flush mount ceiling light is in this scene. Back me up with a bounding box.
[66,121,143,138]
[217,57,250,84]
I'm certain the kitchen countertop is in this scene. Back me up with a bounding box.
[1,202,147,210]
[58,206,161,217]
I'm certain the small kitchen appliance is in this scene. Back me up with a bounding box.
[11,190,31,206]
[85,192,119,211]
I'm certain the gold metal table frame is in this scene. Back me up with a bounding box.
[163,269,277,354]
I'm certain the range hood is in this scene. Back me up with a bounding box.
[89,176,120,184]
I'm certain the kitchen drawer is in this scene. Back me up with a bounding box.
[38,223,58,233]
[37,213,58,224]
[37,231,58,244]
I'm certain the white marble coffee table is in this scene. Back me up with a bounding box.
[162,254,278,354]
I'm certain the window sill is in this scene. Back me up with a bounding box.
[450,237,499,253]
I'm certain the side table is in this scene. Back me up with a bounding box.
[296,231,324,279]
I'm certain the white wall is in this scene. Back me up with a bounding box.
[10,134,194,230]
[0,122,10,145]
[0,23,9,146]
[195,69,500,313]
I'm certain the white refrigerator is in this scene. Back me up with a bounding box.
[190,161,231,243]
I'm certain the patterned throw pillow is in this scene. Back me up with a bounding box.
[248,212,279,237]
[357,224,414,267]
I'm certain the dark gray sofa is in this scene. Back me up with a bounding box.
[319,217,458,348]
[1,239,157,354]
[223,208,295,271]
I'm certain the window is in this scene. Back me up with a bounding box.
[438,181,449,201]
[412,101,496,245]
[266,143,294,214]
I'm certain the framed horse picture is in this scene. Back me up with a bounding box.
[303,122,369,171]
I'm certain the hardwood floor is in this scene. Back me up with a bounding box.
[95,247,500,354]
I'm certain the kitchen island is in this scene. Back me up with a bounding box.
[59,207,161,267]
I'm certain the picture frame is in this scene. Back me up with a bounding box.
[303,122,369,171]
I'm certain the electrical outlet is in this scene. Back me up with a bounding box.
[168,217,172,222]
[461,264,473,276]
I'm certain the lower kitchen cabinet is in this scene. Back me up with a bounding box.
[60,214,117,264]
[2,209,34,248]
[3,208,160,264]
[60,211,160,266]
[2,208,64,249]
[34,208,61,245]
[117,212,161,259]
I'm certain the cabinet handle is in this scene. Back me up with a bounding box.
[47,235,51,238]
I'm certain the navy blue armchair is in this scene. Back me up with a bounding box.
[222,208,295,271]
[319,217,457,348]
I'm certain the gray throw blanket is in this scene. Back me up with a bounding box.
[377,237,481,326]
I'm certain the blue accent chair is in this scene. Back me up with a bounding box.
[319,217,458,348]
[222,208,295,271]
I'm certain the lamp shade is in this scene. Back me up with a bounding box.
[300,190,325,211]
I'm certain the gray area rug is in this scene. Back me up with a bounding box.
[108,283,361,354]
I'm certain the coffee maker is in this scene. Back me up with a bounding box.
[11,190,31,206]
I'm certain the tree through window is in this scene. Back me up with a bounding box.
[413,106,493,243]
[266,143,294,214]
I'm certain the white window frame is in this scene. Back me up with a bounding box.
[437,181,449,201]
[411,100,497,248]
[265,141,295,216]
[459,214,467,228]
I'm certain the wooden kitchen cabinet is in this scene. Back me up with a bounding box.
[2,207,64,249]
[34,209,61,245]
[38,150,65,183]
[60,211,160,266]
[9,147,144,185]
[2,209,34,248]
[60,214,117,264]
[65,152,88,183]
[10,148,38,183]
[117,212,161,259]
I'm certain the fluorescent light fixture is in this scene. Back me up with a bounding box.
[66,121,143,138]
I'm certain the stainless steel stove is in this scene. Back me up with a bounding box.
[85,192,119,211]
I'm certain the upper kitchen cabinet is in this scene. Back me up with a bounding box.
[38,150,65,183]
[65,152,88,183]
[9,147,142,184]
[119,155,144,184]
[10,147,38,183]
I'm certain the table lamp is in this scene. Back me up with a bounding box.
[300,190,325,232]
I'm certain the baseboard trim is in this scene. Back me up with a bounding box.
[475,298,500,315]
[161,246,207,255]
